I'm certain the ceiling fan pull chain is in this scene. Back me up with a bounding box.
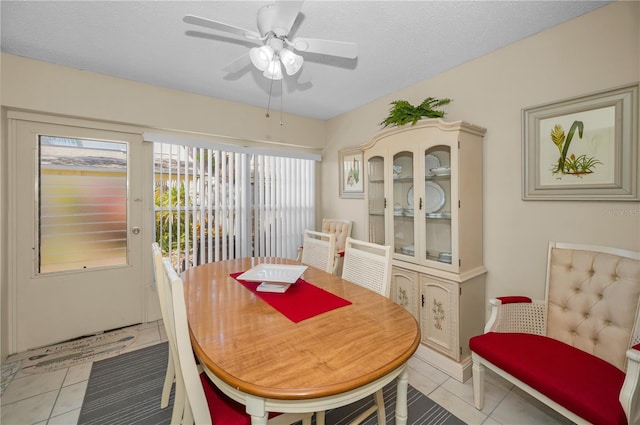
[280,78,284,126]
[265,75,275,118]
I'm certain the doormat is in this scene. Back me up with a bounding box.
[10,328,138,374]
[1,361,21,395]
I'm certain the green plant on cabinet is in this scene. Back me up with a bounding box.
[380,97,452,128]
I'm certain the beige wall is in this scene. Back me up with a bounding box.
[0,54,326,150]
[321,2,640,304]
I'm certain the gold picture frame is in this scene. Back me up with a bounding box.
[339,147,364,199]
[522,83,639,201]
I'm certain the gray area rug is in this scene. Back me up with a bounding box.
[79,342,465,425]
[78,343,173,424]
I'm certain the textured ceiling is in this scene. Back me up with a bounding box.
[1,1,610,120]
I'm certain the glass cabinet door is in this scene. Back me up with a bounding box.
[367,155,385,245]
[424,146,452,266]
[392,151,415,260]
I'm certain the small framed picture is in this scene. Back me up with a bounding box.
[522,83,639,200]
[339,147,364,199]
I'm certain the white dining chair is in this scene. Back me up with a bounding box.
[162,258,314,425]
[151,243,181,419]
[300,229,336,273]
[338,237,393,424]
[341,237,392,298]
[296,219,352,275]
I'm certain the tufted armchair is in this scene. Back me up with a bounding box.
[470,241,640,425]
[296,219,352,275]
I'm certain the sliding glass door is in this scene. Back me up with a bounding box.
[153,142,316,271]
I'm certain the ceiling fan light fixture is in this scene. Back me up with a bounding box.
[184,5,359,82]
[279,48,303,76]
[250,46,274,71]
[263,59,283,80]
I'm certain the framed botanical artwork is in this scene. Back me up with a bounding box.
[339,147,364,199]
[522,83,639,201]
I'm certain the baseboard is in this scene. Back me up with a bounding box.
[414,344,472,383]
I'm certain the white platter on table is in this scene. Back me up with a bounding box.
[237,264,307,284]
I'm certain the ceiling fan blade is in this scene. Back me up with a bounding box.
[183,15,262,40]
[290,37,358,59]
[272,1,304,36]
[295,66,312,86]
[222,53,251,74]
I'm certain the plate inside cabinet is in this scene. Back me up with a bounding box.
[425,181,445,213]
[407,185,414,208]
[425,154,440,175]
[430,166,451,176]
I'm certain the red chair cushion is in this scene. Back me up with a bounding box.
[200,373,281,424]
[496,296,531,304]
[469,332,627,425]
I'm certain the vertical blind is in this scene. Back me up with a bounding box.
[152,140,316,271]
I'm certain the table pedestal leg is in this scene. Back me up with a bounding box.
[250,414,268,425]
[395,366,409,425]
[246,395,268,425]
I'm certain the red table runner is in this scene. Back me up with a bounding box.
[230,272,352,323]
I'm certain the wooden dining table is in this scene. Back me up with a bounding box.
[181,257,421,425]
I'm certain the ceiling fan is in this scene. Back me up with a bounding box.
[183,1,358,80]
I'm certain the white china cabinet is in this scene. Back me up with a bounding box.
[362,119,486,381]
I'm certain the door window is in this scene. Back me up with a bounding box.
[38,136,128,273]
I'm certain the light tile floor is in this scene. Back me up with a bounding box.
[1,321,573,425]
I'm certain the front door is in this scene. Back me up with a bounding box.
[10,117,146,352]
